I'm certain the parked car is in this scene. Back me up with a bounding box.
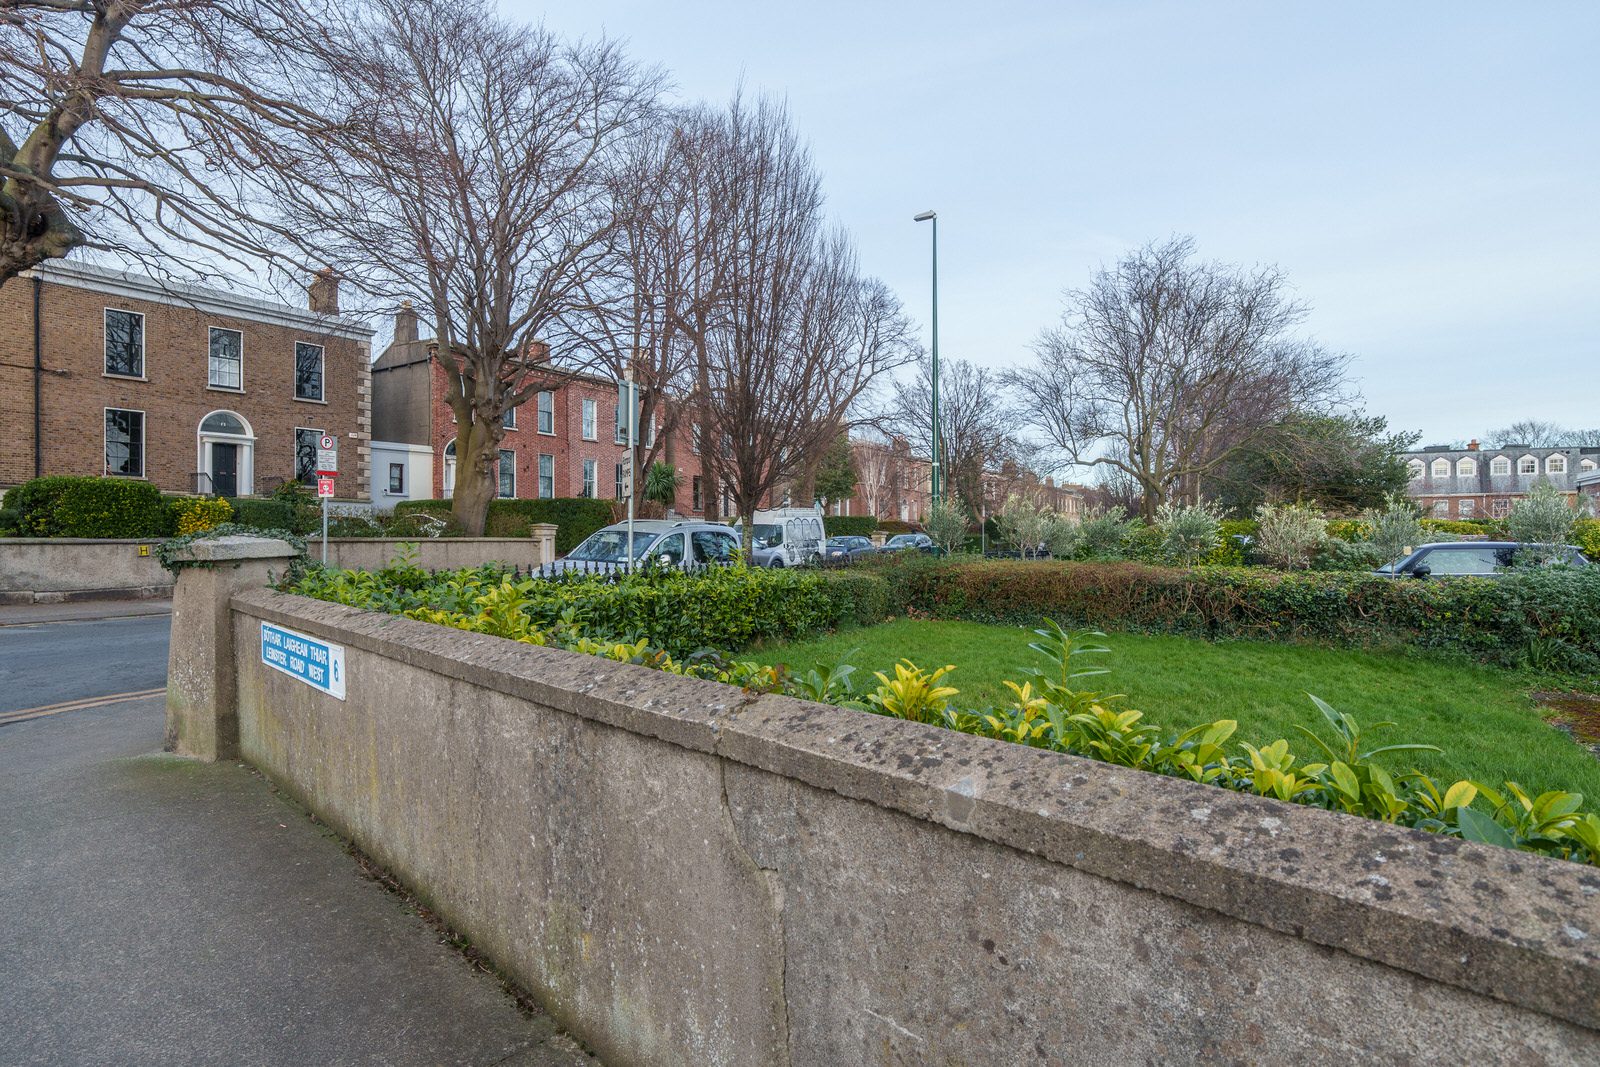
[541,520,741,575]
[882,532,937,554]
[1373,541,1591,579]
[822,535,877,563]
[740,507,826,568]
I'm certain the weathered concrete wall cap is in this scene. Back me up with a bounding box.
[166,535,299,564]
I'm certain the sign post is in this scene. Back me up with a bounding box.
[620,369,638,574]
[316,434,338,565]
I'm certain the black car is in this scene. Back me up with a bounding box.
[1374,541,1590,579]
[883,532,938,554]
[823,535,877,563]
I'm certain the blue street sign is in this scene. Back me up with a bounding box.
[260,621,347,700]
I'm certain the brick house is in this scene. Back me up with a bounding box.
[838,436,1084,524]
[370,308,701,513]
[1403,440,1600,519]
[0,259,373,498]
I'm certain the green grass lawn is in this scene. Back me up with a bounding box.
[749,619,1600,800]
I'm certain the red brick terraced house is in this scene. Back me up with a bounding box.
[0,259,374,498]
[369,307,702,514]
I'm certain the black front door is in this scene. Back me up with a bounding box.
[211,442,238,497]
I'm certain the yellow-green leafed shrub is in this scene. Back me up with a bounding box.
[173,497,233,536]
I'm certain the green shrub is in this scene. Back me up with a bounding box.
[4,476,174,538]
[861,556,1600,674]
[876,518,919,535]
[824,515,878,538]
[291,559,880,656]
[229,498,300,532]
[395,498,614,554]
[173,496,233,535]
[1154,501,1222,564]
[1506,480,1577,557]
[1573,518,1600,560]
[1254,502,1327,569]
[1075,506,1139,559]
[1419,518,1493,536]
[0,506,21,536]
[1309,538,1385,571]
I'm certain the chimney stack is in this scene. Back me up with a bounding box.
[308,268,339,314]
[524,340,550,363]
[1468,439,1480,451]
[394,301,418,345]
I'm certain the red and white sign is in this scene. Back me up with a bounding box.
[316,476,336,498]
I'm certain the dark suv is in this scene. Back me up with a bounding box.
[1374,541,1590,579]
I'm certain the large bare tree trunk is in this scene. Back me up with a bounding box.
[449,417,501,535]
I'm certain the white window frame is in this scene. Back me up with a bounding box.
[293,340,325,403]
[207,326,244,391]
[1456,457,1476,477]
[538,452,554,498]
[104,407,146,478]
[1518,455,1538,475]
[1546,454,1567,474]
[104,308,146,380]
[1581,459,1597,473]
[498,448,516,498]
[1490,456,1511,476]
[615,461,626,500]
[1406,460,1424,480]
[1430,458,1450,478]
[442,439,456,496]
[502,406,517,430]
[581,398,597,441]
[582,458,597,498]
[537,390,555,435]
[1458,498,1476,516]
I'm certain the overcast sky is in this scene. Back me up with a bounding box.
[517,0,1599,451]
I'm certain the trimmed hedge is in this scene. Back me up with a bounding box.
[395,497,614,554]
[875,518,921,535]
[823,515,878,538]
[3,476,174,538]
[837,557,1600,674]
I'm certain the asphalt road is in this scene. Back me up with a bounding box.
[0,613,172,718]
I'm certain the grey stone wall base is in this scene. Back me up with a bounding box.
[219,589,1600,1063]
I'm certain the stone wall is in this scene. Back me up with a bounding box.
[206,583,1600,1066]
[0,531,553,604]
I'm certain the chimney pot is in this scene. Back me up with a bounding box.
[1467,439,1479,451]
[309,268,340,314]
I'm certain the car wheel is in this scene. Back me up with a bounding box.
[769,559,784,569]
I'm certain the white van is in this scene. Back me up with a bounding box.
[744,507,826,568]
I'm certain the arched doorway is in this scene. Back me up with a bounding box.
[442,439,456,497]
[197,410,254,496]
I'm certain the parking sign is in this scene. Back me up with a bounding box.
[316,433,338,474]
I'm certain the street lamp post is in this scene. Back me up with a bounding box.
[914,209,940,505]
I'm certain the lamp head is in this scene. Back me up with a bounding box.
[913,210,937,222]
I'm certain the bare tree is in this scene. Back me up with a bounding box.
[855,437,894,519]
[281,0,661,533]
[1485,420,1597,449]
[697,97,915,553]
[1006,236,1351,520]
[0,0,344,285]
[892,356,1033,516]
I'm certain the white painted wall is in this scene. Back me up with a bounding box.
[370,441,435,510]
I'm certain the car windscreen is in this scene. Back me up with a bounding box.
[567,530,657,562]
[752,523,783,546]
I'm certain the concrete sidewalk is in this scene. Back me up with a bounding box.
[0,695,592,1066]
[0,597,172,627]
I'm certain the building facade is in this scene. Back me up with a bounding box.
[1403,440,1600,519]
[370,310,700,514]
[837,437,1084,524]
[0,259,373,498]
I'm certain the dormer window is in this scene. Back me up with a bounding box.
[1456,457,1477,477]
[1407,460,1424,480]
[1431,458,1450,478]
[1547,454,1567,475]
[1581,459,1597,473]
[1490,456,1511,476]
[1518,456,1538,475]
